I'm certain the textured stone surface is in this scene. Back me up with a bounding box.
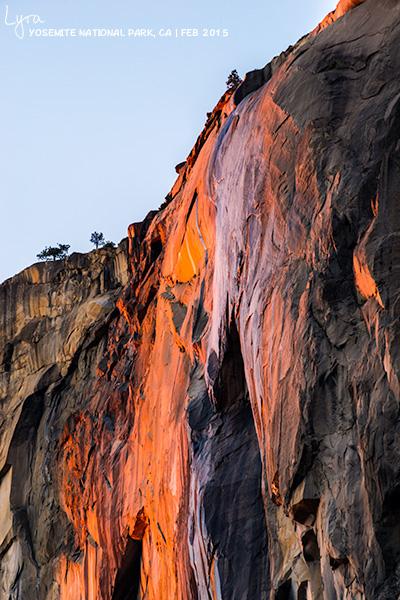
[1,0,400,598]
[0,243,128,599]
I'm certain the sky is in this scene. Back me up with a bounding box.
[0,0,337,282]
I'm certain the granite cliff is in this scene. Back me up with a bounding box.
[2,0,400,598]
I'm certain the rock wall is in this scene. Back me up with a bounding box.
[2,0,400,598]
[0,244,129,598]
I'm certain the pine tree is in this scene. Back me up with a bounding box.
[90,232,105,249]
[226,69,242,91]
[37,243,70,261]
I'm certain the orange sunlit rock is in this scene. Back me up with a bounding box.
[316,0,365,32]
[1,2,400,599]
[353,254,384,308]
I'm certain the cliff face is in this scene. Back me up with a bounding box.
[1,0,400,598]
[0,244,129,599]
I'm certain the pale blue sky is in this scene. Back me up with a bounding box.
[0,0,336,282]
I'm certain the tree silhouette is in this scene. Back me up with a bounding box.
[226,69,242,91]
[90,231,105,249]
[37,243,70,262]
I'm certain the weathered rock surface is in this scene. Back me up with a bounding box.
[1,0,400,598]
[0,244,128,598]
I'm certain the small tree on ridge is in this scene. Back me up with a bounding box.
[90,231,105,249]
[37,243,70,262]
[226,69,242,91]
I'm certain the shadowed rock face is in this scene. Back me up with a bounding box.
[1,0,400,598]
[189,322,269,599]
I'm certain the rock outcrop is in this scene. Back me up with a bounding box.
[315,0,366,33]
[2,0,400,598]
